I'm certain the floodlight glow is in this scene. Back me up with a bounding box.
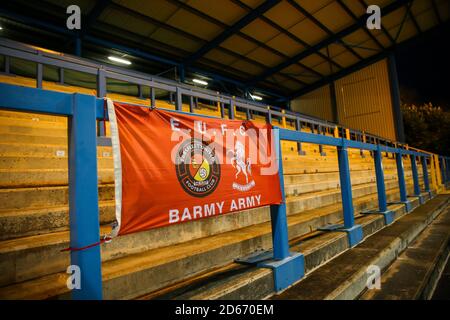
[108,56,131,65]
[250,94,263,101]
[193,78,208,86]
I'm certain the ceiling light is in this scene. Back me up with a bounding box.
[250,94,263,101]
[193,78,208,86]
[108,56,131,65]
[0,26,3,30]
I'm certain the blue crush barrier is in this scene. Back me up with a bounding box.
[0,82,446,298]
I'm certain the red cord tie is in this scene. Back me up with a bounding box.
[60,236,112,252]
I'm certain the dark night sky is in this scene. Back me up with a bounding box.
[395,22,450,110]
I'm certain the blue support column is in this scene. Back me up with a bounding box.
[295,118,305,156]
[219,102,225,118]
[362,146,394,224]
[59,68,65,85]
[235,128,304,292]
[318,126,326,156]
[229,100,235,119]
[176,87,182,111]
[75,37,82,56]
[395,153,412,212]
[446,158,450,186]
[68,94,102,300]
[410,155,424,204]
[189,96,194,113]
[422,156,432,199]
[97,69,106,137]
[4,56,10,74]
[319,144,363,246]
[441,156,447,184]
[36,62,43,89]
[150,87,156,108]
[336,145,363,246]
[266,107,272,124]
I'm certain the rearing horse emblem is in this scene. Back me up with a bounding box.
[229,141,252,183]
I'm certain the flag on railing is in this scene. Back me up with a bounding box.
[107,100,282,236]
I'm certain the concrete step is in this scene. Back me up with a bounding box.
[0,155,113,170]
[271,194,450,300]
[0,173,411,240]
[146,202,413,300]
[0,110,66,123]
[0,200,115,240]
[0,116,67,129]
[0,142,112,158]
[0,167,404,211]
[360,205,450,300]
[0,133,68,145]
[0,184,114,211]
[0,168,114,188]
[0,183,419,297]
[0,124,68,139]
[284,171,409,198]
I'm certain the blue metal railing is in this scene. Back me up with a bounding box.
[0,82,448,299]
[0,38,406,153]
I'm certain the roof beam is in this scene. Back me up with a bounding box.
[183,0,281,65]
[431,0,442,24]
[336,0,384,50]
[290,18,450,99]
[247,0,411,87]
[83,0,111,33]
[0,6,288,99]
[167,0,322,81]
[290,51,389,99]
[107,2,304,87]
[286,0,363,61]
[229,0,342,71]
[406,0,422,34]
[359,0,396,45]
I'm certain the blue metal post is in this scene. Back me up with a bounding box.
[261,128,304,291]
[4,56,10,74]
[395,153,412,212]
[338,146,355,229]
[176,87,182,111]
[189,96,194,113]
[150,87,155,108]
[270,129,290,261]
[59,68,65,85]
[266,107,272,124]
[318,125,326,156]
[337,145,363,246]
[441,157,447,183]
[372,146,395,224]
[36,62,43,89]
[235,128,305,291]
[421,156,431,198]
[97,69,106,137]
[68,94,102,300]
[229,100,235,119]
[75,37,82,56]
[219,102,225,118]
[446,158,450,185]
[295,118,305,156]
[410,155,424,204]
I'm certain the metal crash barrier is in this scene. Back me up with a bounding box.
[0,82,449,299]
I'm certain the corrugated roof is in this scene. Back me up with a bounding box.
[0,0,448,100]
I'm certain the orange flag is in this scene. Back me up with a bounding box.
[108,101,282,236]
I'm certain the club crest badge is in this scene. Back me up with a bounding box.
[175,139,220,197]
[228,141,256,191]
